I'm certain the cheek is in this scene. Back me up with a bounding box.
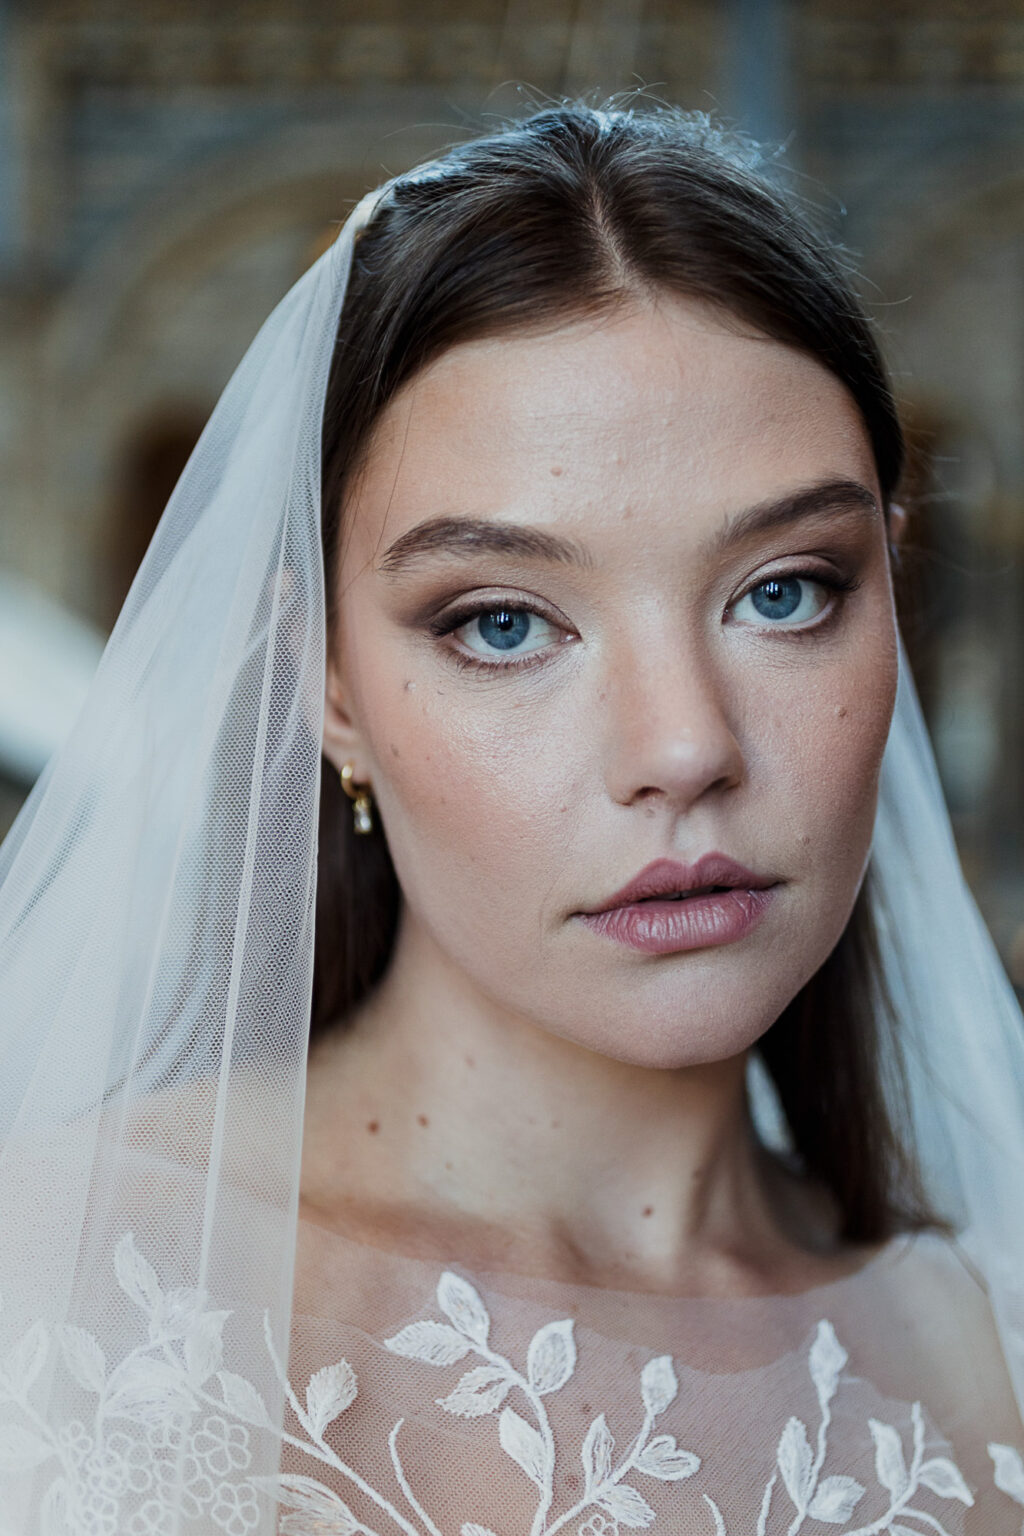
[761,638,897,887]
[351,648,581,913]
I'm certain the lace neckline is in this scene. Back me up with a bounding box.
[295,1210,922,1312]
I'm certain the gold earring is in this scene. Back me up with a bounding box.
[339,762,374,835]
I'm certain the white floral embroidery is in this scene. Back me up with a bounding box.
[0,1233,984,1535]
[990,1442,1024,1534]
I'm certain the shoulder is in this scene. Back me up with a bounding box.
[866,1228,1021,1436]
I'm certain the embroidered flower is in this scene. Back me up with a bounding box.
[210,1479,261,1535]
[127,1497,176,1536]
[191,1414,251,1477]
[106,1431,155,1494]
[152,1449,216,1519]
[578,1516,620,1536]
[57,1418,93,1468]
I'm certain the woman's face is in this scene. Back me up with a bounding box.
[324,295,899,1068]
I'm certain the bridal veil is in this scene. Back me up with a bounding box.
[1,130,1024,1536]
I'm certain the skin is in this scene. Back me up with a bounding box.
[305,292,904,1295]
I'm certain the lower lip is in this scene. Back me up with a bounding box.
[578,887,777,955]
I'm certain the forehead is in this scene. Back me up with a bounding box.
[348,294,877,554]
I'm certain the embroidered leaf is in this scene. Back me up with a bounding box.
[252,1473,358,1532]
[462,1526,499,1536]
[498,1405,550,1488]
[114,1232,161,1312]
[437,1271,491,1346]
[0,1423,56,1471]
[869,1418,909,1500]
[184,1309,230,1386]
[990,1443,1024,1505]
[281,1519,354,1536]
[777,1416,814,1510]
[384,1321,472,1366]
[151,1285,205,1342]
[809,1320,848,1404]
[4,1320,49,1397]
[527,1318,576,1394]
[597,1482,657,1527]
[640,1354,678,1416]
[40,1476,69,1536]
[918,1456,973,1504]
[306,1360,358,1436]
[635,1433,701,1481]
[437,1365,511,1418]
[808,1475,866,1523]
[217,1369,272,1427]
[582,1413,614,1494]
[105,1354,197,1423]
[60,1326,106,1394]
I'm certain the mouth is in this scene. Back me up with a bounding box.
[577,855,780,955]
[583,855,778,915]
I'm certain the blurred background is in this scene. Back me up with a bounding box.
[1,0,1024,984]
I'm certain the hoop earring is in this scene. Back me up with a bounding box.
[339,762,374,835]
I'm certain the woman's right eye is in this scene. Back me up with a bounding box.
[451,607,562,660]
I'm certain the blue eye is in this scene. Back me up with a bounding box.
[454,607,561,658]
[733,575,829,627]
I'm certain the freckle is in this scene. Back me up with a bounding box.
[550,1120,561,1131]
[642,1205,654,1217]
[464,1055,476,1068]
[550,464,563,477]
[416,1113,429,1128]
[444,1160,453,1171]
[391,743,400,757]
[366,1120,380,1134]
[835,705,847,718]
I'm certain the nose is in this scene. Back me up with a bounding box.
[601,635,745,812]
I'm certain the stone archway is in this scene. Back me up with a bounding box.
[40,112,457,625]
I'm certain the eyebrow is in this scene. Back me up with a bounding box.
[711,477,881,553]
[378,517,592,574]
[376,477,881,577]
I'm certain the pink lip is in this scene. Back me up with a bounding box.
[578,855,780,956]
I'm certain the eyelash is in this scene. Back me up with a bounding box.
[428,567,862,676]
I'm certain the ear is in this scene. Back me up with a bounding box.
[322,649,372,784]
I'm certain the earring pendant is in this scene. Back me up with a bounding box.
[339,762,374,835]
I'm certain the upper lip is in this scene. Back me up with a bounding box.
[583,855,778,914]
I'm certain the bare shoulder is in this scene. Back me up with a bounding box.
[876,1229,1021,1435]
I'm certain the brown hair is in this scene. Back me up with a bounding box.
[315,103,933,1242]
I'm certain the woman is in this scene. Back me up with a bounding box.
[1,105,1023,1535]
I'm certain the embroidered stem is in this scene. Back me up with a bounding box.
[388,1419,443,1536]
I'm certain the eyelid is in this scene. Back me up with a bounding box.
[428,588,575,637]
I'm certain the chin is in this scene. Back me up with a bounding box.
[542,985,790,1072]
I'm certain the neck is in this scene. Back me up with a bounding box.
[301,913,817,1292]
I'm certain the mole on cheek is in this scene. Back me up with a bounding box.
[549,465,563,477]
[835,705,848,719]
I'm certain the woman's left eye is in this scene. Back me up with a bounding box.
[731,575,832,628]
[451,607,562,659]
